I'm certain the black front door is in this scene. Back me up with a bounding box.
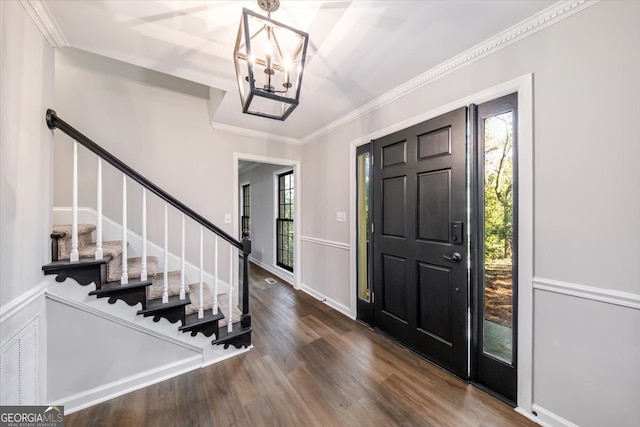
[372,107,468,378]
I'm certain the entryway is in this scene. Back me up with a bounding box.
[234,155,301,288]
[356,93,518,404]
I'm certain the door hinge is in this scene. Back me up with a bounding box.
[371,154,374,166]
[371,222,375,234]
[371,291,375,304]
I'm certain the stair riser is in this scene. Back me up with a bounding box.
[58,231,94,260]
[106,255,158,283]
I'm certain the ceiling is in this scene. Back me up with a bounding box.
[44,0,555,141]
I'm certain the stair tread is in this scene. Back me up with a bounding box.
[89,278,153,296]
[179,311,225,332]
[184,282,214,315]
[212,322,252,345]
[53,223,96,236]
[137,294,191,315]
[43,256,111,272]
[148,270,190,300]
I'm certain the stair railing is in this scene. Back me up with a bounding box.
[45,109,252,335]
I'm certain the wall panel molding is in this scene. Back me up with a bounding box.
[0,282,48,324]
[533,277,640,310]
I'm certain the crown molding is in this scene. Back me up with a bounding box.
[211,122,301,145]
[301,0,598,144]
[21,0,69,48]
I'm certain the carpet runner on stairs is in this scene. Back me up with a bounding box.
[47,223,239,340]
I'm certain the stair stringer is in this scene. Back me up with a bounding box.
[44,275,250,414]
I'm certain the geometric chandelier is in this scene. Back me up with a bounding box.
[233,0,309,121]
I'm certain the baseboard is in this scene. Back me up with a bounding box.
[201,345,252,368]
[248,258,295,286]
[530,404,580,427]
[58,355,202,414]
[299,283,354,319]
[515,407,548,427]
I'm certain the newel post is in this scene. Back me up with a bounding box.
[241,229,252,329]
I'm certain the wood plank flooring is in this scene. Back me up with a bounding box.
[65,263,538,426]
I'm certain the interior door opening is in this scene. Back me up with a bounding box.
[237,159,297,286]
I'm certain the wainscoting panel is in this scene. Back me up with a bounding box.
[533,280,640,427]
[300,237,352,317]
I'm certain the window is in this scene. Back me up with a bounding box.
[241,183,250,234]
[276,170,294,272]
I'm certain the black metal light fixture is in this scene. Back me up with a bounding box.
[233,0,309,121]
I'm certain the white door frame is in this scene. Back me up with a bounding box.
[233,153,302,289]
[348,74,534,415]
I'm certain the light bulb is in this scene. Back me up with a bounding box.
[265,40,273,57]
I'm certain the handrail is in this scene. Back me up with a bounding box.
[46,109,243,250]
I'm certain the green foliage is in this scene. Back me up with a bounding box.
[484,113,513,260]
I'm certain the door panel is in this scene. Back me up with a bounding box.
[382,177,407,237]
[382,254,408,322]
[417,263,452,344]
[417,170,451,242]
[373,107,468,378]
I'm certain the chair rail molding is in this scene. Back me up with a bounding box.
[0,282,49,324]
[300,236,350,251]
[533,277,640,310]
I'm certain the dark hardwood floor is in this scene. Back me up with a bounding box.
[65,263,538,426]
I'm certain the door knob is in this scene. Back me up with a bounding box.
[443,252,462,262]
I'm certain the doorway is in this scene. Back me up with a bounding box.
[356,95,518,403]
[235,155,300,288]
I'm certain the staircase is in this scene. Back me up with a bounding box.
[42,109,252,350]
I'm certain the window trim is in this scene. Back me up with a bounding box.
[241,182,251,235]
[275,169,294,272]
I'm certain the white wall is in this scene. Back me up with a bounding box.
[300,1,640,426]
[239,163,294,283]
[53,47,301,282]
[46,297,200,411]
[0,0,54,405]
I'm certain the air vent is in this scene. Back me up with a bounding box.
[1,318,38,405]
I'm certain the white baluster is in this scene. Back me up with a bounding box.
[121,174,128,284]
[213,236,218,315]
[198,226,204,319]
[228,246,233,332]
[95,158,103,260]
[70,141,79,262]
[180,214,186,300]
[162,203,169,304]
[140,189,147,281]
